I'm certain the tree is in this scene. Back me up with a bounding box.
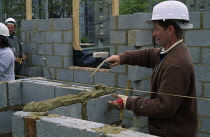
[120,0,149,15]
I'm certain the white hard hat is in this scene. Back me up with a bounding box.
[5,18,16,25]
[0,23,10,36]
[146,1,193,28]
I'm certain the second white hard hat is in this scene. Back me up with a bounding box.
[0,23,10,36]
[5,18,16,25]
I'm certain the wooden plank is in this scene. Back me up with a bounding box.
[26,0,32,20]
[73,0,82,51]
[112,0,119,16]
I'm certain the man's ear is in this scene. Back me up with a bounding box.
[168,25,175,35]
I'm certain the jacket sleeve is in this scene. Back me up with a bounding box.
[126,64,190,118]
[16,37,25,56]
[118,48,160,68]
[0,52,12,74]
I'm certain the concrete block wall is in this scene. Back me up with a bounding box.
[0,77,100,136]
[12,111,156,137]
[0,76,157,136]
[21,18,73,80]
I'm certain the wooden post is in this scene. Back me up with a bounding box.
[72,0,82,51]
[112,0,119,16]
[26,0,32,20]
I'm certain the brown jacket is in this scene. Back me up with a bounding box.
[119,42,198,137]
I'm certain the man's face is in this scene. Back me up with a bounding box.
[6,24,16,34]
[152,21,169,48]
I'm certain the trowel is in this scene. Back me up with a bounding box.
[90,52,109,77]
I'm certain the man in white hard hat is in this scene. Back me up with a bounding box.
[5,18,27,79]
[0,22,15,81]
[107,1,198,137]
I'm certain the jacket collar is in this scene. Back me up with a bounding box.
[160,39,183,54]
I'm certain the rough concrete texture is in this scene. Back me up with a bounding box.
[23,84,115,112]
[12,111,157,137]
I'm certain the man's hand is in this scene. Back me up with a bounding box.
[22,55,27,60]
[106,55,120,68]
[108,94,128,110]
[15,57,21,62]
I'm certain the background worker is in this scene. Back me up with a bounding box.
[107,1,198,137]
[5,18,27,79]
[0,23,15,81]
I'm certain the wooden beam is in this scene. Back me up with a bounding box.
[112,0,119,16]
[72,0,82,51]
[26,0,32,20]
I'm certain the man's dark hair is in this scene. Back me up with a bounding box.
[0,36,10,48]
[156,20,183,39]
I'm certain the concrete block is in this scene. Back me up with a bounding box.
[49,103,82,119]
[8,81,22,106]
[56,69,73,81]
[201,118,210,134]
[204,83,210,98]
[197,133,210,137]
[12,111,31,137]
[197,99,210,116]
[122,118,133,128]
[185,30,210,46]
[54,18,72,30]
[203,12,210,29]
[123,110,133,119]
[132,13,153,29]
[202,48,210,64]
[110,16,117,30]
[54,84,92,97]
[93,72,115,87]
[43,67,55,79]
[22,82,55,104]
[134,80,151,95]
[38,44,53,55]
[21,31,27,42]
[194,65,210,82]
[30,31,46,43]
[196,82,203,97]
[117,45,136,54]
[87,95,120,124]
[31,54,45,66]
[29,67,43,77]
[37,19,52,31]
[74,70,93,84]
[54,44,73,56]
[64,57,73,68]
[188,47,201,63]
[133,115,148,128]
[111,65,126,73]
[109,46,116,56]
[64,31,73,43]
[36,117,104,137]
[21,20,37,31]
[189,12,201,29]
[118,75,128,88]
[45,55,63,68]
[118,15,134,29]
[128,30,153,47]
[0,111,13,134]
[46,31,62,43]
[110,31,126,45]
[0,82,7,109]
[128,66,152,81]
[23,43,37,54]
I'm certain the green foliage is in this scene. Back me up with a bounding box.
[81,37,88,43]
[120,0,149,15]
